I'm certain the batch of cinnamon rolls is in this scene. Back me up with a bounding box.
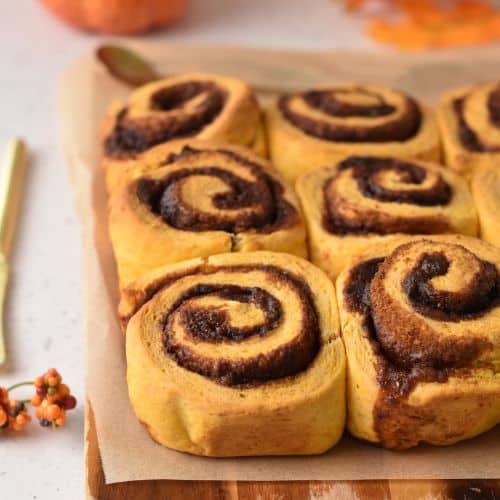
[100,73,500,457]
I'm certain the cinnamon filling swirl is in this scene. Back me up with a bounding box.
[177,285,282,342]
[402,253,500,322]
[105,81,227,156]
[278,87,422,142]
[453,86,500,152]
[488,86,500,126]
[160,265,321,386]
[344,242,496,398]
[136,147,297,234]
[322,156,452,235]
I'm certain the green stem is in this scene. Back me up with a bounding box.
[7,381,33,392]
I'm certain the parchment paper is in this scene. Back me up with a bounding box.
[59,42,500,484]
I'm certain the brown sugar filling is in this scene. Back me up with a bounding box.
[343,245,496,448]
[136,147,298,233]
[278,87,422,142]
[104,81,227,157]
[322,156,452,235]
[453,87,500,152]
[160,265,321,386]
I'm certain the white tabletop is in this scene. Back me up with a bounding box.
[0,1,375,498]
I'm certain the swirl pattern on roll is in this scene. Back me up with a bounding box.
[105,81,227,156]
[322,156,452,235]
[344,240,498,396]
[124,251,345,456]
[278,84,422,142]
[136,146,297,233]
[453,82,500,152]
[159,264,320,386]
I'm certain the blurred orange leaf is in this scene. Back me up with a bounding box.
[344,0,500,50]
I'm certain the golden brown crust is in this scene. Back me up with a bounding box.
[108,141,307,288]
[296,155,478,279]
[471,165,500,248]
[126,251,346,456]
[337,235,500,449]
[266,83,441,183]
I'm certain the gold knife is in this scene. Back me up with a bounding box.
[0,139,27,367]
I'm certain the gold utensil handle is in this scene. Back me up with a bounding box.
[0,139,27,367]
[0,261,8,367]
[0,139,27,256]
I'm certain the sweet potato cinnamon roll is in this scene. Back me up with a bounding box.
[337,235,500,449]
[296,155,477,279]
[472,165,500,248]
[108,141,306,287]
[438,82,500,179]
[265,84,440,183]
[124,251,346,456]
[101,73,265,192]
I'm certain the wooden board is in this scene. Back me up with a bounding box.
[71,43,500,499]
[86,403,500,499]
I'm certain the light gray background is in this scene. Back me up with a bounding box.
[0,1,374,497]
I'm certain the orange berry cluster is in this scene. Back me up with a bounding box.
[1,368,77,435]
[0,386,31,432]
[31,368,77,428]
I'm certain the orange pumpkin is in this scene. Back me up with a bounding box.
[39,0,189,35]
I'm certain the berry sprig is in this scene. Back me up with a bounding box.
[1,368,77,434]
[31,368,77,429]
[0,387,31,432]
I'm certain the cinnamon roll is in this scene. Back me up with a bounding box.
[472,165,500,248]
[101,73,266,192]
[438,82,500,179]
[296,155,477,279]
[337,235,500,450]
[124,251,346,456]
[108,141,306,287]
[265,84,440,183]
